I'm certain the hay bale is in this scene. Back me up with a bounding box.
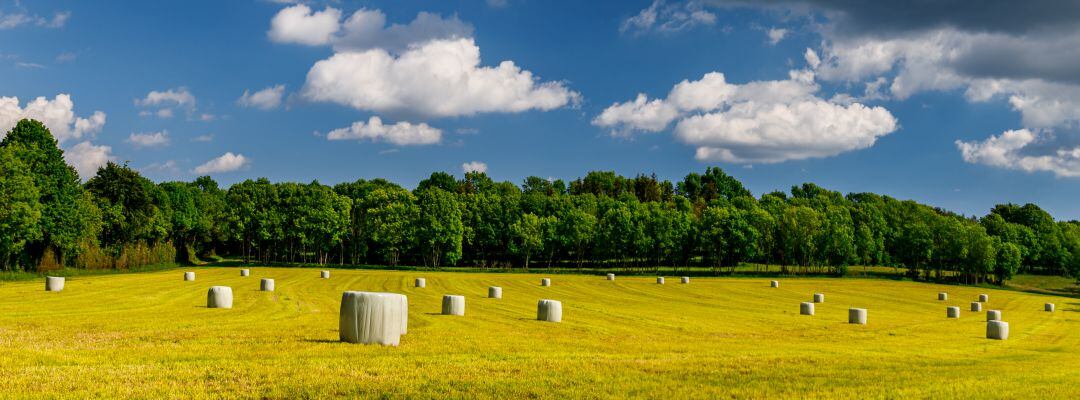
[681,277,690,284]
[320,270,330,279]
[184,272,195,281]
[488,286,502,299]
[770,280,779,288]
[656,277,665,284]
[415,278,426,288]
[261,278,275,292]
[442,295,465,316]
[987,310,1002,321]
[207,286,233,309]
[947,306,960,318]
[607,273,615,281]
[45,276,65,292]
[240,269,250,277]
[339,291,407,346]
[978,294,989,302]
[537,299,563,322]
[1045,303,1055,312]
[986,320,1009,340]
[541,278,551,287]
[800,302,815,316]
[938,292,947,301]
[848,308,867,325]
[813,293,824,303]
[970,302,982,312]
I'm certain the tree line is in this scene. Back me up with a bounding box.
[2,119,1079,285]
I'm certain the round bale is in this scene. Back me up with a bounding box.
[488,286,502,299]
[184,272,195,281]
[986,320,1009,340]
[656,277,665,284]
[848,308,867,325]
[770,280,780,288]
[541,278,551,287]
[207,286,233,309]
[45,276,65,292]
[1045,303,1055,312]
[261,278,275,292]
[537,299,563,323]
[971,302,982,312]
[339,291,407,346]
[442,295,465,316]
[415,278,426,288]
[987,310,1002,321]
[813,293,825,303]
[240,269,250,277]
[979,294,989,302]
[606,273,615,281]
[947,306,960,318]
[800,302,815,316]
[681,277,690,284]
[938,292,947,301]
[320,270,330,279]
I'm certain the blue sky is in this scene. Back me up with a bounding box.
[2,0,1079,219]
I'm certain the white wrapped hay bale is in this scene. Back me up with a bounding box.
[415,278,426,288]
[488,286,502,299]
[656,277,665,284]
[947,306,960,318]
[184,272,195,281]
[978,294,989,302]
[938,292,947,301]
[261,278,275,292]
[442,295,465,316]
[848,308,867,325]
[240,269,250,277]
[986,320,1009,340]
[681,277,690,284]
[339,291,407,346]
[320,270,330,279]
[800,302,815,316]
[606,273,615,281]
[813,293,825,303]
[537,299,562,322]
[1045,303,1055,312]
[207,286,233,309]
[770,280,779,288]
[987,310,1002,321]
[541,278,551,287]
[970,302,982,312]
[45,276,65,292]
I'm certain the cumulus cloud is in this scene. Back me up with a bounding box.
[237,84,285,110]
[302,38,579,118]
[267,4,341,46]
[326,116,442,146]
[193,152,249,174]
[621,0,717,35]
[700,0,1080,176]
[595,70,897,163]
[127,131,170,148]
[64,141,114,180]
[957,129,1080,177]
[136,87,196,118]
[268,5,472,53]
[462,161,487,173]
[0,94,106,143]
[766,28,787,45]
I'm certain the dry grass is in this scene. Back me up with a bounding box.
[0,267,1077,399]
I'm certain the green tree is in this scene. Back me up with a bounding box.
[415,189,463,267]
[0,147,42,269]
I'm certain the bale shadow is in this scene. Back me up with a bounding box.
[301,339,340,344]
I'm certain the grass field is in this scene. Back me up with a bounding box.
[0,267,1077,399]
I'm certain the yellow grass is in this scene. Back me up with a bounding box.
[0,267,1077,399]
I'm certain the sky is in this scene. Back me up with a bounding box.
[1,0,1079,220]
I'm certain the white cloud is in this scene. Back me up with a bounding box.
[64,141,113,180]
[140,160,180,176]
[326,116,441,146]
[957,129,1080,178]
[127,131,170,148]
[0,10,69,30]
[766,28,788,45]
[268,5,472,53]
[595,70,897,163]
[199,113,216,122]
[135,87,195,109]
[0,94,106,143]
[335,9,472,53]
[487,0,508,7]
[302,38,579,118]
[155,108,174,118]
[621,0,716,35]
[193,152,249,174]
[267,4,341,46]
[237,84,285,110]
[192,134,214,142]
[462,161,487,174]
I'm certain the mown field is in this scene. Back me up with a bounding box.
[0,268,1077,399]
